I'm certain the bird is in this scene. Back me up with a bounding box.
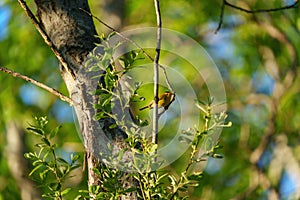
[139,91,175,111]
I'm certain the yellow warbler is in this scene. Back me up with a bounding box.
[139,92,175,111]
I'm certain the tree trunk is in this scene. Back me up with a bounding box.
[6,121,41,200]
[33,0,136,199]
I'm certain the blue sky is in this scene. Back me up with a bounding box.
[0,4,10,40]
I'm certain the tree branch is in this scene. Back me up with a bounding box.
[17,0,75,78]
[215,0,299,33]
[153,0,162,145]
[215,0,226,34]
[225,0,298,13]
[0,66,72,105]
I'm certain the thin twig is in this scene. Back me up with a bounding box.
[80,8,174,93]
[153,0,162,145]
[215,0,226,34]
[80,9,152,62]
[17,0,75,79]
[0,66,72,105]
[225,0,298,13]
[215,0,299,33]
[161,65,174,93]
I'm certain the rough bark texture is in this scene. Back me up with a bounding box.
[33,0,136,199]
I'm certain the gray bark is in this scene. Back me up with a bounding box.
[33,0,136,199]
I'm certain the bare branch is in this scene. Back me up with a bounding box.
[152,0,162,145]
[215,0,226,34]
[225,0,298,13]
[17,0,75,78]
[215,0,299,33]
[0,66,73,105]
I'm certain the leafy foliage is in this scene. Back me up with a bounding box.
[24,116,81,200]
[1,1,299,199]
[80,40,231,199]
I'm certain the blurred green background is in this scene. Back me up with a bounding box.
[0,0,300,199]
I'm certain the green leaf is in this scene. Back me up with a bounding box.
[41,137,51,146]
[105,47,114,56]
[212,154,223,159]
[49,182,61,191]
[123,187,136,193]
[117,149,125,161]
[61,188,71,196]
[42,193,55,198]
[24,152,36,160]
[71,153,80,163]
[188,172,203,181]
[93,168,101,176]
[186,180,199,187]
[49,125,62,139]
[157,173,168,182]
[32,160,44,166]
[27,127,44,136]
[42,150,50,161]
[29,164,43,176]
[94,112,104,120]
[89,185,100,194]
[57,157,69,165]
[38,116,48,127]
[168,175,177,186]
[107,31,116,39]
[39,168,50,180]
[109,123,118,129]
[149,144,158,154]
